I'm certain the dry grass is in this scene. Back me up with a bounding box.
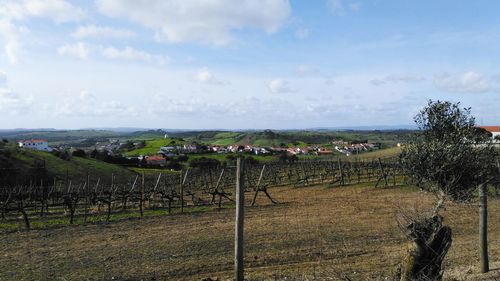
[0,183,498,281]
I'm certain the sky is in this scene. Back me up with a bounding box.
[0,0,499,130]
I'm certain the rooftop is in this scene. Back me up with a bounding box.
[479,126,500,133]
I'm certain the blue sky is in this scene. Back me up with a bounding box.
[0,0,499,129]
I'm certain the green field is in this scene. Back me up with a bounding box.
[123,138,185,156]
[3,145,135,180]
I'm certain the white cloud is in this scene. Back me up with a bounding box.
[268,79,296,93]
[371,73,425,86]
[295,64,318,76]
[295,27,310,40]
[0,72,33,114]
[0,18,24,64]
[0,0,85,63]
[72,24,136,39]
[57,42,89,59]
[0,71,7,86]
[327,0,361,14]
[55,91,136,117]
[370,79,385,86]
[23,0,85,23]
[327,0,343,13]
[148,95,294,121]
[0,89,32,113]
[95,0,291,45]
[79,90,96,103]
[101,46,169,65]
[434,71,491,93]
[385,73,425,83]
[195,67,228,85]
[325,77,335,85]
[349,2,361,11]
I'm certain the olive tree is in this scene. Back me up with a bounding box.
[397,100,498,280]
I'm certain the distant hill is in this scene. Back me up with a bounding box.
[121,129,412,156]
[0,128,414,153]
[0,144,135,184]
[0,129,119,142]
[309,125,417,131]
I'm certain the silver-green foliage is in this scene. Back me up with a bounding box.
[399,100,498,201]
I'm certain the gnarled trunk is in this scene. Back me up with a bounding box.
[398,215,452,281]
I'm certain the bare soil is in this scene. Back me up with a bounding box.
[1,183,499,281]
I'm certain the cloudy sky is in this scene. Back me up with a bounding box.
[1,0,499,129]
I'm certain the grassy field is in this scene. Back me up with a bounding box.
[5,146,135,180]
[1,182,498,280]
[210,132,245,145]
[123,138,185,156]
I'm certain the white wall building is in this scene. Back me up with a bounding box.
[480,126,500,141]
[18,139,53,151]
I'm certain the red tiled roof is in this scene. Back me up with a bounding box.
[146,155,165,161]
[479,126,500,133]
[19,139,47,143]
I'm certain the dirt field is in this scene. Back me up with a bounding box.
[1,183,499,281]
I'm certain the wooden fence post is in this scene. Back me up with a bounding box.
[235,157,245,281]
[140,172,145,217]
[479,183,489,273]
[338,158,344,186]
[84,172,89,223]
[251,165,265,206]
[180,169,189,213]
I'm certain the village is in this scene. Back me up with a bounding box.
[108,138,388,163]
[14,126,500,168]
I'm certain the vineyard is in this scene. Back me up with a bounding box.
[0,157,405,230]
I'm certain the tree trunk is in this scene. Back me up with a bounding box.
[19,207,30,229]
[69,204,75,224]
[399,215,452,281]
[106,201,112,221]
[140,172,145,216]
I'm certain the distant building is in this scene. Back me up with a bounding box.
[479,126,500,140]
[145,155,167,166]
[18,139,52,152]
[316,148,333,156]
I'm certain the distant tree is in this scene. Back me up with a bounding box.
[278,152,288,163]
[57,150,71,161]
[177,155,189,162]
[89,149,99,159]
[243,156,259,166]
[473,127,492,141]
[398,100,498,280]
[264,129,276,139]
[189,157,221,168]
[121,140,135,151]
[164,161,182,170]
[72,149,86,158]
[278,152,298,163]
[136,140,146,149]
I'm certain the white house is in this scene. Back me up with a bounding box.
[479,126,500,141]
[18,139,53,151]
